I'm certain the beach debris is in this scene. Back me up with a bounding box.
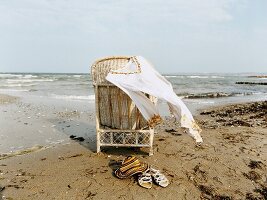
[58,156,64,160]
[246,192,262,200]
[86,191,97,198]
[57,110,81,118]
[200,101,267,128]
[236,81,267,85]
[69,135,85,141]
[197,184,233,199]
[0,186,5,192]
[184,92,238,99]
[198,185,215,196]
[6,184,24,189]
[76,137,85,142]
[243,171,261,181]
[165,128,182,136]
[66,154,83,158]
[165,128,176,133]
[254,186,267,199]
[248,75,267,78]
[248,160,264,169]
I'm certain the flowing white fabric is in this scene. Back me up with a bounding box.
[106,56,203,143]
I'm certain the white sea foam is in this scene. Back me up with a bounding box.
[2,83,37,87]
[0,74,23,78]
[7,79,54,83]
[165,75,185,78]
[73,75,82,78]
[0,89,29,92]
[22,74,38,79]
[50,94,95,101]
[198,101,215,104]
[188,76,209,79]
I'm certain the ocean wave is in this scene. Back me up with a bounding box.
[187,76,209,79]
[186,75,225,79]
[0,74,23,78]
[7,79,54,83]
[210,76,225,78]
[50,94,95,101]
[0,89,29,92]
[197,101,215,104]
[22,74,38,79]
[2,83,37,87]
[164,75,180,78]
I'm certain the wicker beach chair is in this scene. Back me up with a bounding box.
[91,56,156,156]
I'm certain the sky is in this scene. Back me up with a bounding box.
[0,0,266,74]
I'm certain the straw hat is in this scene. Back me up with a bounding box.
[115,156,149,179]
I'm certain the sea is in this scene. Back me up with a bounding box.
[0,72,266,154]
[0,72,266,112]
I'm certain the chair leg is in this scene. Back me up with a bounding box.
[97,145,101,153]
[149,128,154,156]
[149,147,153,156]
[96,131,101,153]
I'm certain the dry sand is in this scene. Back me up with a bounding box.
[0,96,266,200]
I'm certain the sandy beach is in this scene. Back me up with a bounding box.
[0,93,266,200]
[1,0,267,199]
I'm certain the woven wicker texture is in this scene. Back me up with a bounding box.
[92,56,147,130]
[91,56,155,155]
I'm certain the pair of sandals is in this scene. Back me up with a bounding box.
[138,167,169,189]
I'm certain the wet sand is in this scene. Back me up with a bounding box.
[0,94,266,200]
[0,94,19,105]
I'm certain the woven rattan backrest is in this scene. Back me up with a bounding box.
[91,56,147,130]
[91,56,130,85]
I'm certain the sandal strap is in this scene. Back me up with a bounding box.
[138,172,152,182]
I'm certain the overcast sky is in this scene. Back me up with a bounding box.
[0,0,266,73]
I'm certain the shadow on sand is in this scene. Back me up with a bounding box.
[48,118,150,157]
[48,118,96,152]
[0,186,5,200]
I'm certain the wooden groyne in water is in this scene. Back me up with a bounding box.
[248,75,267,78]
[236,82,267,85]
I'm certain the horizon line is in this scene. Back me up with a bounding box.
[0,71,267,75]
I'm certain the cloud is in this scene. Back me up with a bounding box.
[0,0,244,31]
[2,0,266,74]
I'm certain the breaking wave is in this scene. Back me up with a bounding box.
[50,94,95,101]
[6,79,54,83]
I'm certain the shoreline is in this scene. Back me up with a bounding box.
[0,94,267,199]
